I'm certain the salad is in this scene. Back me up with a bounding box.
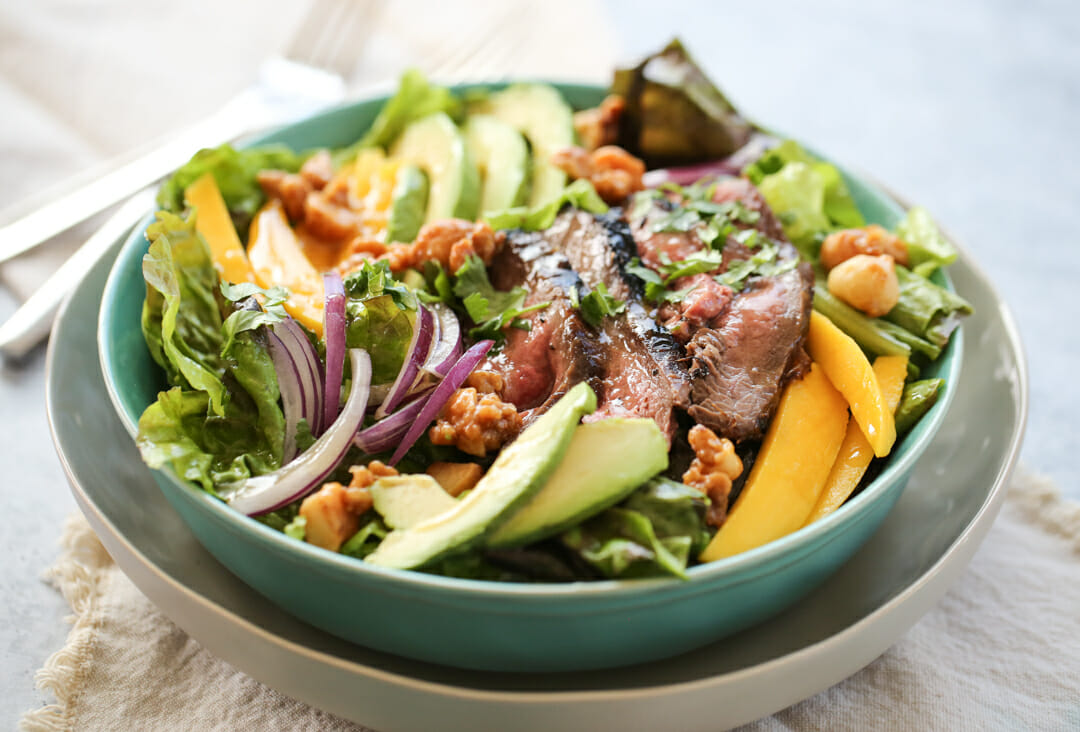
[135,39,970,582]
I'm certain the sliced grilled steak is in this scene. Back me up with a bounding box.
[483,233,604,419]
[484,210,689,442]
[629,177,813,442]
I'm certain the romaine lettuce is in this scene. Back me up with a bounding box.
[895,206,959,277]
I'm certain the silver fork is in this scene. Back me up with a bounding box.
[0,2,521,358]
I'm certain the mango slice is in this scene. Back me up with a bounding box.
[807,310,897,457]
[803,355,908,525]
[247,199,325,336]
[183,173,255,285]
[700,363,849,562]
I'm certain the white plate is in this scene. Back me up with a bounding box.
[46,221,1026,731]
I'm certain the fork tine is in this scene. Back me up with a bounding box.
[428,5,520,81]
[286,0,380,78]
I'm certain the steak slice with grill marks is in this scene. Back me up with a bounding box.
[482,210,689,443]
[629,177,814,442]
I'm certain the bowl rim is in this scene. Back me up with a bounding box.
[97,82,964,599]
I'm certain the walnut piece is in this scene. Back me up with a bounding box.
[682,425,744,527]
[550,144,645,205]
[429,387,521,457]
[299,460,398,551]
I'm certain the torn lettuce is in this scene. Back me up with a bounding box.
[483,179,608,232]
[560,479,710,580]
[886,265,973,347]
[746,139,864,248]
[895,206,959,277]
[136,212,285,492]
[344,261,418,385]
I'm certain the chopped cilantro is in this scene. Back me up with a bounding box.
[453,255,549,342]
[573,282,626,328]
[343,259,416,310]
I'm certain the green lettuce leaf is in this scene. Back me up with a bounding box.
[344,261,419,384]
[886,265,973,347]
[137,212,285,492]
[560,478,710,580]
[756,162,832,246]
[895,206,958,277]
[141,211,227,414]
[157,144,303,239]
[747,139,864,244]
[484,179,609,232]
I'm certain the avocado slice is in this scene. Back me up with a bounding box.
[390,112,480,222]
[365,382,597,570]
[486,418,668,548]
[385,164,429,243]
[463,114,530,215]
[474,84,574,207]
[370,475,458,530]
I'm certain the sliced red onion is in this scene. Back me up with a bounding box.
[354,388,434,454]
[322,272,347,430]
[376,303,435,418]
[642,133,779,188]
[221,349,372,516]
[273,318,323,435]
[389,340,494,466]
[421,303,462,379]
[267,331,305,464]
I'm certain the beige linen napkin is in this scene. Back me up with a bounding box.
[20,469,1080,730]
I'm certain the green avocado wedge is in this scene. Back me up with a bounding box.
[365,382,597,571]
[463,114,531,215]
[384,165,428,244]
[370,474,458,530]
[487,418,669,549]
[390,112,480,222]
[474,84,574,207]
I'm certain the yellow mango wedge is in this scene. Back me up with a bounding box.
[807,310,897,458]
[803,355,909,525]
[247,199,325,336]
[700,363,849,562]
[183,173,256,285]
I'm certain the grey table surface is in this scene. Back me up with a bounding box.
[1,0,1076,727]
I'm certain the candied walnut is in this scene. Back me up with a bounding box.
[337,239,391,276]
[299,461,398,551]
[550,144,645,205]
[466,370,504,395]
[429,387,521,457]
[549,146,592,180]
[683,424,744,527]
[300,149,333,190]
[257,169,311,222]
[304,191,360,241]
[820,224,909,270]
[573,94,625,151]
[347,459,399,490]
[390,219,504,274]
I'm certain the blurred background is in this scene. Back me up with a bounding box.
[1,0,1076,723]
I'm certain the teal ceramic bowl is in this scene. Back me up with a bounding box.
[98,83,962,673]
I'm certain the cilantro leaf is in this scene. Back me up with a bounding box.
[572,282,626,328]
[452,255,549,342]
[219,281,289,357]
